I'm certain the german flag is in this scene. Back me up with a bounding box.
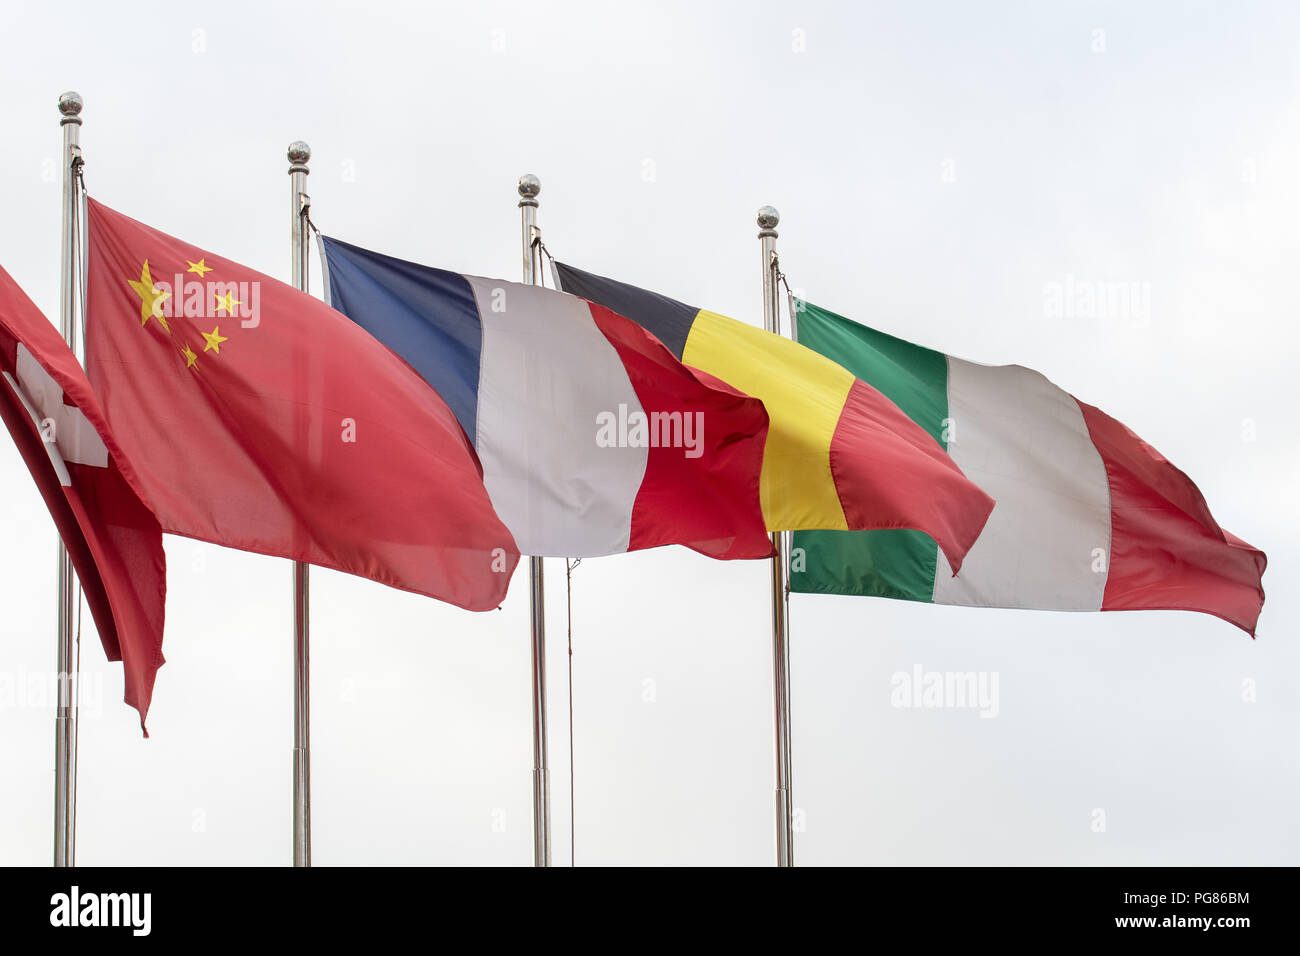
[553,262,995,573]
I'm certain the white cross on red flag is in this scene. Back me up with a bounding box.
[0,262,166,734]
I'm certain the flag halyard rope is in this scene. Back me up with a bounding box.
[565,556,580,866]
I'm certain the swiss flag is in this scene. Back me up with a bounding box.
[0,263,166,733]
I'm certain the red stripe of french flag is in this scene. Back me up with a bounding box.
[586,302,773,560]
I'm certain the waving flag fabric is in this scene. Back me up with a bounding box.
[0,263,166,731]
[552,262,995,572]
[319,236,771,560]
[788,299,1266,636]
[84,199,519,612]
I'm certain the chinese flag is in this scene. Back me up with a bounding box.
[0,263,166,731]
[84,199,519,614]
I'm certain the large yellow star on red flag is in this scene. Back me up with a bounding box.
[128,260,171,333]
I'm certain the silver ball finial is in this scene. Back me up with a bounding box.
[756,205,780,230]
[517,174,541,199]
[57,91,83,118]
[287,140,311,164]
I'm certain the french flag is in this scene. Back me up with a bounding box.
[319,236,773,561]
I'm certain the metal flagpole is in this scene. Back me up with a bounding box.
[518,173,551,867]
[757,204,794,867]
[53,90,83,869]
[288,140,312,867]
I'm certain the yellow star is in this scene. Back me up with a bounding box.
[186,258,213,278]
[212,290,242,315]
[181,343,199,369]
[201,325,229,354]
[127,260,171,333]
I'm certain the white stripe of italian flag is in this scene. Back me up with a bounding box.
[789,301,1266,635]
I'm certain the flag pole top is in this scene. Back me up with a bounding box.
[518,173,541,207]
[287,140,311,175]
[757,205,780,238]
[57,91,83,125]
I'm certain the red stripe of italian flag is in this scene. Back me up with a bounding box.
[790,301,1266,636]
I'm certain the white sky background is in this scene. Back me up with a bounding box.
[0,0,1296,865]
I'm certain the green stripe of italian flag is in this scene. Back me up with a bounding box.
[789,300,1266,635]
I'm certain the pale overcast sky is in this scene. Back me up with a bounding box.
[0,0,1296,865]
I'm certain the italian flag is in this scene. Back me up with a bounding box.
[789,300,1266,636]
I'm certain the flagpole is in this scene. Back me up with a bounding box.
[288,140,312,868]
[53,90,83,869]
[758,204,794,867]
[518,173,551,867]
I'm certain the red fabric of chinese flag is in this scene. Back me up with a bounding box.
[84,198,519,613]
